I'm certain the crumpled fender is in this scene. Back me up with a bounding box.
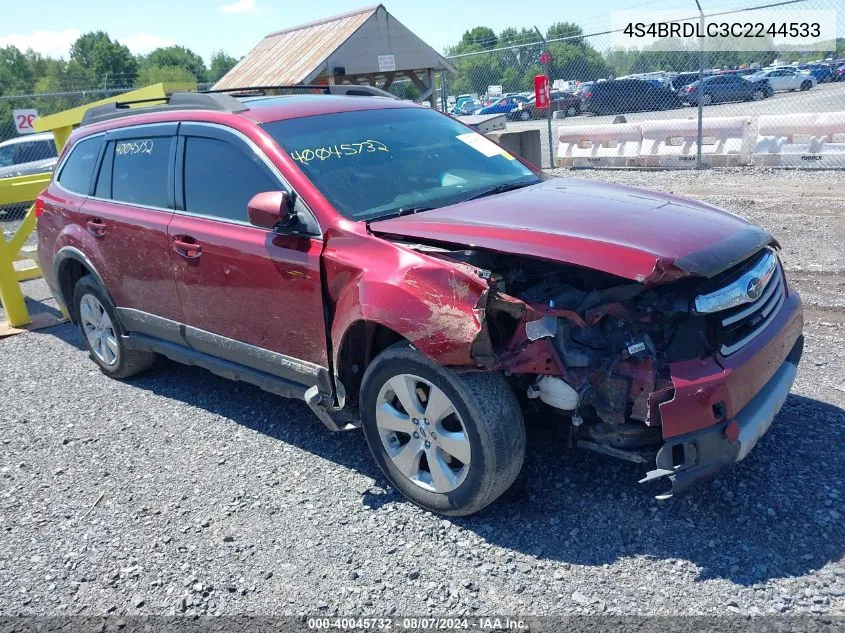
[324,231,490,368]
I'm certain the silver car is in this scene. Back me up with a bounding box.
[0,132,58,179]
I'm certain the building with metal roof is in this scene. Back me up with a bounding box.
[213,4,456,106]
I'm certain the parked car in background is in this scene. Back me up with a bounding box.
[510,91,582,120]
[748,68,816,92]
[670,72,709,91]
[581,79,682,115]
[451,94,475,115]
[0,132,58,179]
[478,95,529,115]
[36,89,804,515]
[679,74,773,105]
[457,99,483,115]
[834,64,845,82]
[799,64,835,83]
[573,82,593,97]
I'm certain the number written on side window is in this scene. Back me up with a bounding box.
[183,136,280,223]
[112,137,173,208]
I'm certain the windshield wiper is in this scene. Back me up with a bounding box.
[463,180,537,202]
[365,205,435,223]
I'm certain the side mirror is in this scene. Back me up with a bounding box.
[247,191,293,231]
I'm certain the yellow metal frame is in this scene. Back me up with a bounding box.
[0,82,195,328]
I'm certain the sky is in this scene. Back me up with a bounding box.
[0,0,839,63]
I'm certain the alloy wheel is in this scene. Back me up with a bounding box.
[375,374,471,493]
[79,293,119,366]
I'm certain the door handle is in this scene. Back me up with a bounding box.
[173,236,202,259]
[86,218,106,237]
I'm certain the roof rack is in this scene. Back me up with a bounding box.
[81,92,248,126]
[79,84,399,127]
[204,84,400,100]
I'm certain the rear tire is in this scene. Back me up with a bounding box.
[751,90,764,101]
[360,342,525,516]
[800,80,812,91]
[519,109,531,121]
[701,94,713,105]
[72,275,156,379]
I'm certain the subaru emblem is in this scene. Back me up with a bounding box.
[746,277,763,301]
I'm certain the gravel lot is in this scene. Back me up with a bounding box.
[1,169,844,619]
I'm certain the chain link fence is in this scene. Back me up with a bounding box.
[439,0,844,168]
[0,86,135,229]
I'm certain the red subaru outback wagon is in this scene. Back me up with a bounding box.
[36,88,803,515]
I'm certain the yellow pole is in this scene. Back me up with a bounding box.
[1,82,196,329]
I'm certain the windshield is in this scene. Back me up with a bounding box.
[262,107,539,221]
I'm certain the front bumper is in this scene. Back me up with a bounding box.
[641,335,803,499]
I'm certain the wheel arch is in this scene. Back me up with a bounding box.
[54,247,113,323]
[335,319,409,407]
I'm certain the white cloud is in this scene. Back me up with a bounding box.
[119,33,176,54]
[217,0,257,14]
[0,29,81,59]
[0,29,175,58]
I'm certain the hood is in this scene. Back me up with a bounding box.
[369,178,771,285]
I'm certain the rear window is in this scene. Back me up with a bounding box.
[57,136,102,195]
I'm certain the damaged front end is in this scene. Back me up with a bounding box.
[407,243,802,499]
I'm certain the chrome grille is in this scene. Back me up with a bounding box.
[698,250,786,356]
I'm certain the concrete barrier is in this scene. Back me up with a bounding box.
[639,116,752,168]
[486,129,542,168]
[752,111,845,168]
[556,122,643,168]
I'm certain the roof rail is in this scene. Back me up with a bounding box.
[80,92,248,126]
[204,84,400,100]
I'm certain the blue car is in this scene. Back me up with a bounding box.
[799,64,834,83]
[478,95,529,115]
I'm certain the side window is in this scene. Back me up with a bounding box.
[111,137,173,208]
[57,136,102,195]
[182,136,280,223]
[17,140,57,162]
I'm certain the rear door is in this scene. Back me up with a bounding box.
[70,124,184,323]
[168,122,330,372]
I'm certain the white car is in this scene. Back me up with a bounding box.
[751,68,816,92]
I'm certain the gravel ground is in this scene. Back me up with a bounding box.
[1,169,844,619]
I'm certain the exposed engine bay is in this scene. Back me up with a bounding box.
[418,245,766,458]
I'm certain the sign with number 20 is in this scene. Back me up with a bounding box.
[13,109,39,135]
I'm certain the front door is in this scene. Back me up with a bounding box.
[167,123,329,373]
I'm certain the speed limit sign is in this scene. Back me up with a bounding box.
[13,109,39,135]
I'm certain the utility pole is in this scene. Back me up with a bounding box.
[695,0,705,169]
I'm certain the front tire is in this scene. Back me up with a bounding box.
[800,80,812,91]
[360,342,525,516]
[72,275,156,379]
[519,109,531,121]
[751,90,764,101]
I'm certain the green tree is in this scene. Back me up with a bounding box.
[135,65,196,88]
[546,22,584,45]
[208,50,238,83]
[0,46,35,95]
[141,46,207,82]
[70,31,138,85]
[452,27,498,54]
